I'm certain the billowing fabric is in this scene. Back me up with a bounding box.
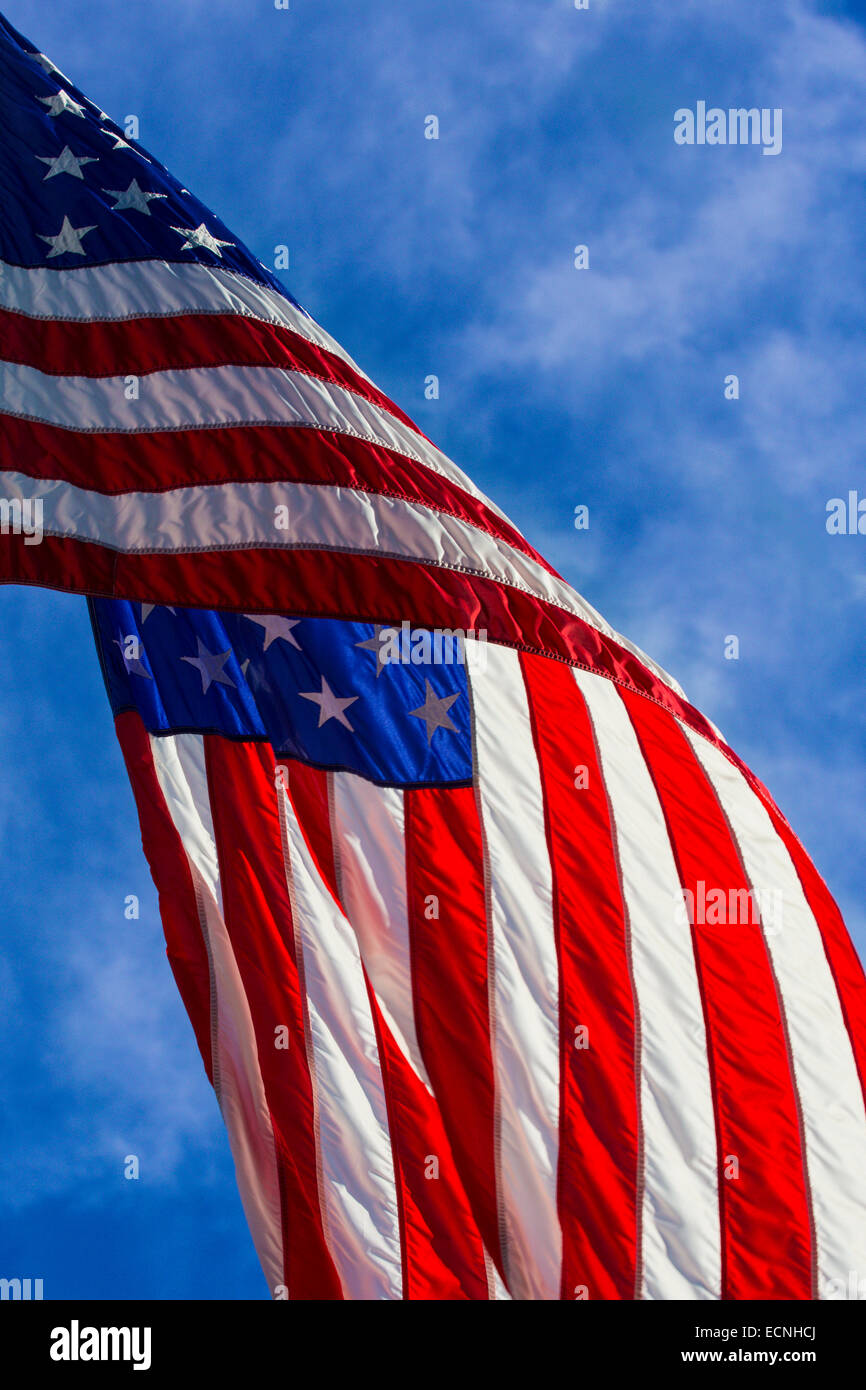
[3,13,865,1299]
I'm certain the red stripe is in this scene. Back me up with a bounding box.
[519,654,640,1300]
[0,307,423,434]
[202,736,343,1299]
[621,689,814,1299]
[1,413,557,578]
[404,785,504,1284]
[743,776,866,1118]
[364,974,492,1300]
[1,534,723,760]
[284,763,340,901]
[287,765,491,1297]
[113,711,215,1085]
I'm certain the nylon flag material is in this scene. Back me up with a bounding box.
[2,15,866,1300]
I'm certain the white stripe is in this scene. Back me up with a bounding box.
[0,255,369,378]
[276,780,404,1299]
[148,732,285,1297]
[0,358,499,512]
[0,344,686,698]
[0,466,567,601]
[330,774,429,1088]
[0,343,684,698]
[330,771,508,1299]
[0,462,682,695]
[468,642,561,1300]
[680,724,866,1299]
[0,254,686,694]
[573,670,721,1300]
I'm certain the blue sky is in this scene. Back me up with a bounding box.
[1,0,865,1299]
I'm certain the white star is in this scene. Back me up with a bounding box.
[354,626,390,678]
[37,146,97,180]
[104,178,167,215]
[299,676,358,731]
[181,639,236,694]
[409,680,459,744]
[113,636,152,681]
[244,614,301,651]
[37,89,86,119]
[31,51,71,83]
[171,222,234,257]
[140,603,176,622]
[37,215,97,258]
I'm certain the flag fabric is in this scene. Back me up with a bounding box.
[0,10,679,699]
[4,15,866,1299]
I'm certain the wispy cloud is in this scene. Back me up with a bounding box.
[0,0,863,1298]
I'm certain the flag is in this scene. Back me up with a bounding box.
[4,14,866,1299]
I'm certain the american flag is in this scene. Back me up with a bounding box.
[3,13,866,1299]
